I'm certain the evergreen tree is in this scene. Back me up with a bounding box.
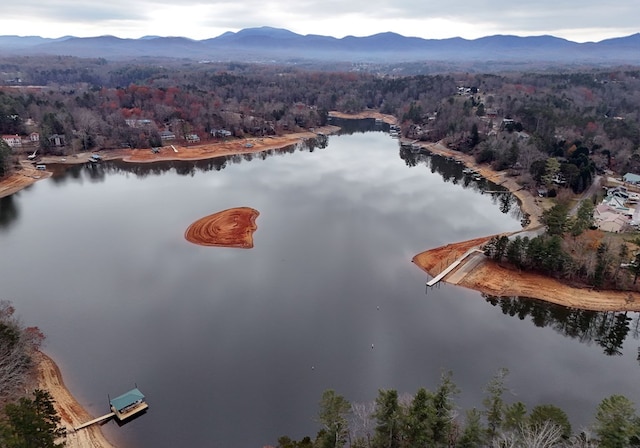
[403,387,435,447]
[317,389,351,448]
[372,389,401,448]
[483,368,509,442]
[0,389,65,448]
[594,394,640,448]
[0,140,11,178]
[503,401,527,432]
[457,408,485,448]
[529,404,572,439]
[431,371,459,446]
[541,203,569,236]
[571,200,595,237]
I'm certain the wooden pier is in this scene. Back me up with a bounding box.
[73,412,115,432]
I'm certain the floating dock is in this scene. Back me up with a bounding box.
[110,387,149,421]
[73,387,148,432]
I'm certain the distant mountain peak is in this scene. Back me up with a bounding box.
[0,28,638,66]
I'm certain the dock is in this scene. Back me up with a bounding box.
[73,412,115,431]
[426,248,484,287]
[73,387,148,432]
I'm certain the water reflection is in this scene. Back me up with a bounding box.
[329,117,387,135]
[484,294,639,356]
[4,124,636,447]
[0,195,19,230]
[47,136,329,183]
[398,145,526,226]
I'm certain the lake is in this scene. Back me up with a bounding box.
[1,121,639,447]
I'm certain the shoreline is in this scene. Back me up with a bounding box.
[0,125,340,199]
[34,350,116,448]
[410,141,640,312]
[3,111,634,448]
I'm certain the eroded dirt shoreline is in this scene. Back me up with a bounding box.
[0,126,339,199]
[410,141,640,312]
[5,112,637,448]
[35,351,116,448]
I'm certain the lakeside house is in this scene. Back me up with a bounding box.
[186,133,200,143]
[2,134,22,148]
[160,130,176,141]
[592,186,640,232]
[594,203,630,233]
[623,173,640,185]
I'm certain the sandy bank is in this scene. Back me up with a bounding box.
[0,162,52,199]
[329,110,398,125]
[411,140,640,312]
[0,126,339,199]
[413,240,640,312]
[35,351,115,448]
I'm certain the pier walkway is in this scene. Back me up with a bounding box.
[73,412,115,431]
[426,248,484,287]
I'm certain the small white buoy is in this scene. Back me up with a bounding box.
[377,306,380,310]
[371,344,374,349]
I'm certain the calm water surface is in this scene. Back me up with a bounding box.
[1,125,639,447]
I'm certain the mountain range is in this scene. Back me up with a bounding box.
[1,27,639,65]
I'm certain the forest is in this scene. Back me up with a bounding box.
[0,56,639,188]
[272,370,640,448]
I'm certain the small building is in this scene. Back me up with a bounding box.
[211,129,232,138]
[160,130,176,141]
[623,173,640,185]
[48,134,66,147]
[109,388,149,421]
[2,134,22,148]
[594,203,630,232]
[28,132,40,142]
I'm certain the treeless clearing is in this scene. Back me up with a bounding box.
[0,162,51,199]
[185,207,259,248]
[329,110,398,125]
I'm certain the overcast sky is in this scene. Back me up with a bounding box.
[2,0,638,43]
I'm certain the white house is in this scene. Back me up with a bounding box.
[2,134,22,148]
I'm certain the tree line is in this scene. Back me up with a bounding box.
[0,300,64,447]
[481,198,640,291]
[274,369,640,448]
[1,57,639,188]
